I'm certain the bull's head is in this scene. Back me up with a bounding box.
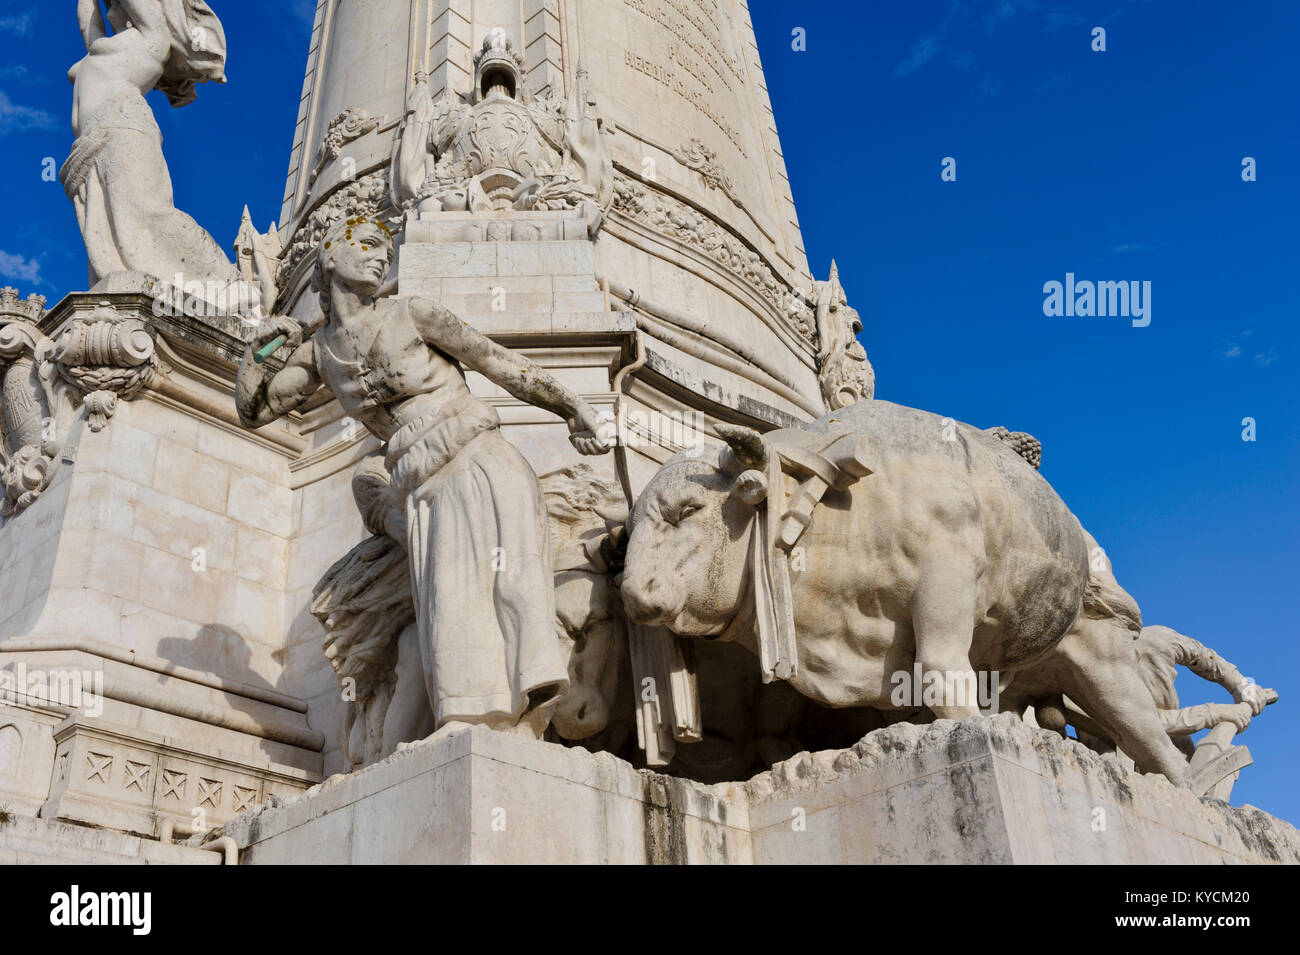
[620,425,773,636]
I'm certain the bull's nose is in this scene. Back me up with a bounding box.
[621,575,679,625]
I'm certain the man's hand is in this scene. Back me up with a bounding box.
[247,315,304,359]
[1233,681,1269,716]
[1216,702,1253,734]
[567,403,615,456]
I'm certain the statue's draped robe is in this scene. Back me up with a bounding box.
[61,0,238,286]
[313,299,570,727]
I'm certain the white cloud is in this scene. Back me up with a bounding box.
[0,13,33,35]
[0,250,43,286]
[894,37,942,77]
[893,1,1087,78]
[0,90,56,135]
[292,0,317,28]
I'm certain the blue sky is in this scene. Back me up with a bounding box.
[1,2,1297,823]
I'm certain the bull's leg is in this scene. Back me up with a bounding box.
[1054,620,1189,786]
[911,563,982,721]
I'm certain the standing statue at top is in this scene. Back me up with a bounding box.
[63,0,241,288]
[236,217,614,739]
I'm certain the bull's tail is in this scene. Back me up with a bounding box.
[1081,571,1142,633]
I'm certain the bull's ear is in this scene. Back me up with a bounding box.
[731,469,769,506]
[715,423,768,472]
[594,500,629,525]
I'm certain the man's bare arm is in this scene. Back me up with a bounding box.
[236,318,321,428]
[113,0,171,57]
[1168,631,1244,693]
[78,0,108,50]
[410,298,610,452]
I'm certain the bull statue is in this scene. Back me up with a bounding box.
[619,400,1191,785]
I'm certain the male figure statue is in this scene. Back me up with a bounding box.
[236,217,612,738]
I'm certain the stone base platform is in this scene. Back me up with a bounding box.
[206,714,1299,865]
[0,815,220,865]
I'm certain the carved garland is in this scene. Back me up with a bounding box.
[611,175,814,342]
[278,170,394,287]
[673,138,744,210]
[309,108,383,187]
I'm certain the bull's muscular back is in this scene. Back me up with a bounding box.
[777,401,1089,707]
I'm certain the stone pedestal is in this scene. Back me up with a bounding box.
[216,723,747,864]
[0,283,325,833]
[212,716,1300,865]
[0,814,221,865]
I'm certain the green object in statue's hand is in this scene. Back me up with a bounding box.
[253,335,287,365]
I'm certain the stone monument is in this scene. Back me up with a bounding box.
[0,1,1291,865]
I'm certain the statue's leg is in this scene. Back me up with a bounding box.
[381,622,435,756]
[910,553,982,721]
[101,131,236,281]
[1053,619,1189,785]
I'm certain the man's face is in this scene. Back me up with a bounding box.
[328,224,390,296]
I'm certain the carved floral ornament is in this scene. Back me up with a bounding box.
[309,107,384,187]
[610,175,816,342]
[278,171,393,287]
[0,291,158,518]
[673,138,742,209]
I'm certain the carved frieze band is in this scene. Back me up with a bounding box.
[610,175,815,343]
[69,741,310,823]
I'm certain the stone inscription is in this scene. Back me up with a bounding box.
[622,0,749,159]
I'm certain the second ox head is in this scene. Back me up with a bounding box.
[620,425,774,637]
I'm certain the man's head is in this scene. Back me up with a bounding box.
[314,217,394,315]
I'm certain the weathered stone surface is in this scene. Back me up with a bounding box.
[745,715,1300,865]
[212,724,747,865]
[211,715,1298,865]
[0,814,220,866]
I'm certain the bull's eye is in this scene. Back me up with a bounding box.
[669,503,702,525]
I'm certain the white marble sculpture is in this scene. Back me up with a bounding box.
[233,206,283,315]
[236,217,614,739]
[618,399,1194,785]
[391,29,615,233]
[312,462,630,769]
[64,0,240,288]
[1136,625,1274,748]
[813,262,874,409]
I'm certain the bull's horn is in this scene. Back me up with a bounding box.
[732,469,769,506]
[714,423,768,471]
